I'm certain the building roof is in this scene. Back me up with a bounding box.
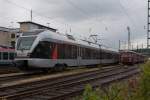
[0,27,19,33]
[18,21,57,32]
[0,27,11,32]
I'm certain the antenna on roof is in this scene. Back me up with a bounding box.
[89,28,92,34]
[31,9,33,22]
[70,27,71,33]
[11,21,14,28]
[47,23,50,27]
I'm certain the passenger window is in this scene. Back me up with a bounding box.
[9,53,14,60]
[3,52,8,60]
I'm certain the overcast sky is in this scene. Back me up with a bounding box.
[0,0,147,50]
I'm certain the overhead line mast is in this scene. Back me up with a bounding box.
[127,26,131,50]
[147,0,150,48]
[31,9,32,22]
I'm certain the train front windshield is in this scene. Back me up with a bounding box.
[17,37,36,50]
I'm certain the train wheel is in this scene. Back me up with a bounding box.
[42,69,49,73]
[15,60,29,72]
[54,64,66,71]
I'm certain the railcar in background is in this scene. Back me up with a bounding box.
[0,46,16,65]
[120,50,145,65]
[15,29,119,71]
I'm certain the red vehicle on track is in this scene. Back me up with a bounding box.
[0,45,16,65]
[120,50,145,65]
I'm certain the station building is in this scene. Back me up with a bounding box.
[19,21,57,32]
[0,27,19,48]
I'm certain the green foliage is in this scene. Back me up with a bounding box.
[82,84,100,100]
[77,62,150,100]
[81,84,126,100]
[138,61,150,100]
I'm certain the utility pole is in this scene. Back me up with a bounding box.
[89,28,92,35]
[31,9,33,22]
[47,23,50,27]
[70,27,72,33]
[127,26,131,50]
[119,40,121,51]
[147,0,150,48]
[11,21,14,28]
[142,44,144,49]
[137,43,139,51]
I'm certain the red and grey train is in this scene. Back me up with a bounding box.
[15,30,119,71]
[120,50,146,65]
[0,46,15,65]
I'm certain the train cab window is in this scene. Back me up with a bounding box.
[3,52,8,60]
[17,37,36,50]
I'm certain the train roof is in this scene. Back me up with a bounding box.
[0,46,15,52]
[119,50,144,56]
[20,30,118,54]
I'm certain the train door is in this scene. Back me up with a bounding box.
[52,44,58,59]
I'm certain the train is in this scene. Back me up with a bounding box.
[120,50,146,65]
[15,29,147,71]
[0,45,16,65]
[15,29,119,71]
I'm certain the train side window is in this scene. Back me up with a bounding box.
[102,52,105,59]
[31,41,51,59]
[71,45,76,59]
[58,43,64,59]
[82,48,86,59]
[43,42,51,59]
[3,52,8,60]
[64,44,73,59]
[80,47,82,58]
[9,53,14,60]
[77,46,80,57]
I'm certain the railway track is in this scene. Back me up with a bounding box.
[0,66,19,74]
[0,66,99,84]
[0,72,49,84]
[0,65,140,100]
[0,65,120,86]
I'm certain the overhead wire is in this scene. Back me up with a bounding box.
[118,0,147,48]
[118,0,136,27]
[64,0,107,41]
[65,0,107,28]
[65,0,116,48]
